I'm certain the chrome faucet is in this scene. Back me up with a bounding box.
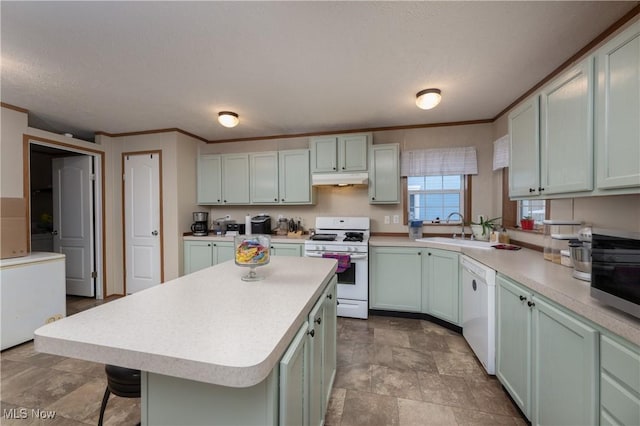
[446,212,465,239]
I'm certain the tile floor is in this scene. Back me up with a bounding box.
[2,298,526,425]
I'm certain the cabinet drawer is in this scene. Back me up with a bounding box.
[601,335,640,391]
[601,372,640,426]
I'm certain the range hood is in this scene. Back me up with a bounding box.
[311,172,369,186]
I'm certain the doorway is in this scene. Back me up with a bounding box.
[25,136,105,299]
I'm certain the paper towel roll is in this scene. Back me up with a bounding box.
[245,214,252,235]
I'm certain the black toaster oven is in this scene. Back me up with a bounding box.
[591,229,640,319]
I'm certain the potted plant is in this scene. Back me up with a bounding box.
[520,216,535,230]
[470,216,501,241]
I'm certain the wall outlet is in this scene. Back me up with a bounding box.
[384,216,390,224]
[393,215,400,224]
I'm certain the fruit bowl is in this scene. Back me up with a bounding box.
[234,235,271,281]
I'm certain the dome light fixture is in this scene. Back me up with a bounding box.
[218,111,239,128]
[415,88,442,110]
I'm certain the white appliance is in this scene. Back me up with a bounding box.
[304,217,370,319]
[1,252,66,350]
[461,255,496,374]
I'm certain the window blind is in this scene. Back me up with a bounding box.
[492,134,510,170]
[400,146,478,177]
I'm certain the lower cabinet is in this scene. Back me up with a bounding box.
[270,243,302,257]
[369,246,460,324]
[600,334,640,426]
[496,274,598,425]
[279,276,337,426]
[183,240,234,275]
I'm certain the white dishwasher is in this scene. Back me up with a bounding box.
[461,255,496,374]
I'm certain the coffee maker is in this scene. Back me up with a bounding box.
[191,212,209,236]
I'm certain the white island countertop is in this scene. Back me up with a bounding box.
[34,257,337,388]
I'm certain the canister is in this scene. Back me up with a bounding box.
[409,220,423,240]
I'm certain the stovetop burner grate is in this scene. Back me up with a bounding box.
[310,233,338,241]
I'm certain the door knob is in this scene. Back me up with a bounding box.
[152,230,158,236]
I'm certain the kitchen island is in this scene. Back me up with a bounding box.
[35,256,338,425]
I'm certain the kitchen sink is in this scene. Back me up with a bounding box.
[414,237,494,250]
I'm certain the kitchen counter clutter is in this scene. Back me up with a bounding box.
[369,236,640,346]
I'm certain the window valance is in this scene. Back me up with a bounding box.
[492,134,510,170]
[400,146,478,177]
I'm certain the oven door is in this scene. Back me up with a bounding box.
[304,252,368,300]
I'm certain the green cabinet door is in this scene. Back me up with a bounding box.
[540,57,594,194]
[338,134,368,172]
[310,137,338,173]
[214,242,235,264]
[279,150,312,204]
[307,296,325,426]
[197,154,222,204]
[369,247,422,312]
[600,334,640,426]
[423,248,460,325]
[496,275,531,417]
[184,241,214,275]
[596,21,640,190]
[271,243,302,257]
[279,321,309,426]
[531,296,598,426]
[509,96,540,197]
[369,143,400,204]
[322,277,337,410]
[250,152,279,204]
[222,154,250,204]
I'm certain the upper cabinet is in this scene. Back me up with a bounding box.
[369,143,400,204]
[278,150,313,204]
[197,154,223,204]
[596,21,640,190]
[310,134,370,173]
[540,58,594,195]
[250,152,279,204]
[509,20,639,199]
[222,154,250,204]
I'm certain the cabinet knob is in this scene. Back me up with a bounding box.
[342,167,345,170]
[333,167,336,170]
[428,252,432,256]
[274,198,278,202]
[213,243,216,247]
[217,199,221,202]
[327,293,333,300]
[417,252,421,255]
[281,198,285,202]
[223,200,227,203]
[529,188,536,193]
[315,317,322,325]
[371,197,376,200]
[519,295,527,301]
[207,244,211,247]
[538,187,545,192]
[527,301,535,308]
[308,329,315,337]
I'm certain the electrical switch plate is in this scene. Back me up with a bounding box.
[393,215,400,224]
[384,216,390,224]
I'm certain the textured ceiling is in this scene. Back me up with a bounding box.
[1,1,637,142]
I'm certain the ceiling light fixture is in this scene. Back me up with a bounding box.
[415,88,442,110]
[218,111,239,128]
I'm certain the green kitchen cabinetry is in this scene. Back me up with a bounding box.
[222,154,250,204]
[279,150,313,204]
[250,150,313,205]
[539,57,594,195]
[369,247,422,312]
[422,248,460,325]
[279,275,337,426]
[250,152,279,204]
[595,21,640,191]
[508,96,540,198]
[600,334,640,426]
[368,143,400,204]
[183,240,234,275]
[269,243,302,257]
[496,274,598,425]
[197,154,223,204]
[310,134,370,173]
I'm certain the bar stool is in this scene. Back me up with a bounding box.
[98,364,141,426]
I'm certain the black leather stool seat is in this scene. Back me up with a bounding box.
[98,365,141,426]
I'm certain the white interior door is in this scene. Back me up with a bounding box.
[52,156,95,297]
[124,153,161,294]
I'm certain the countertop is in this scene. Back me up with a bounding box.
[0,252,65,268]
[184,234,307,244]
[370,236,640,347]
[34,257,337,388]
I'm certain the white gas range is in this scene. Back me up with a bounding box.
[304,217,370,319]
